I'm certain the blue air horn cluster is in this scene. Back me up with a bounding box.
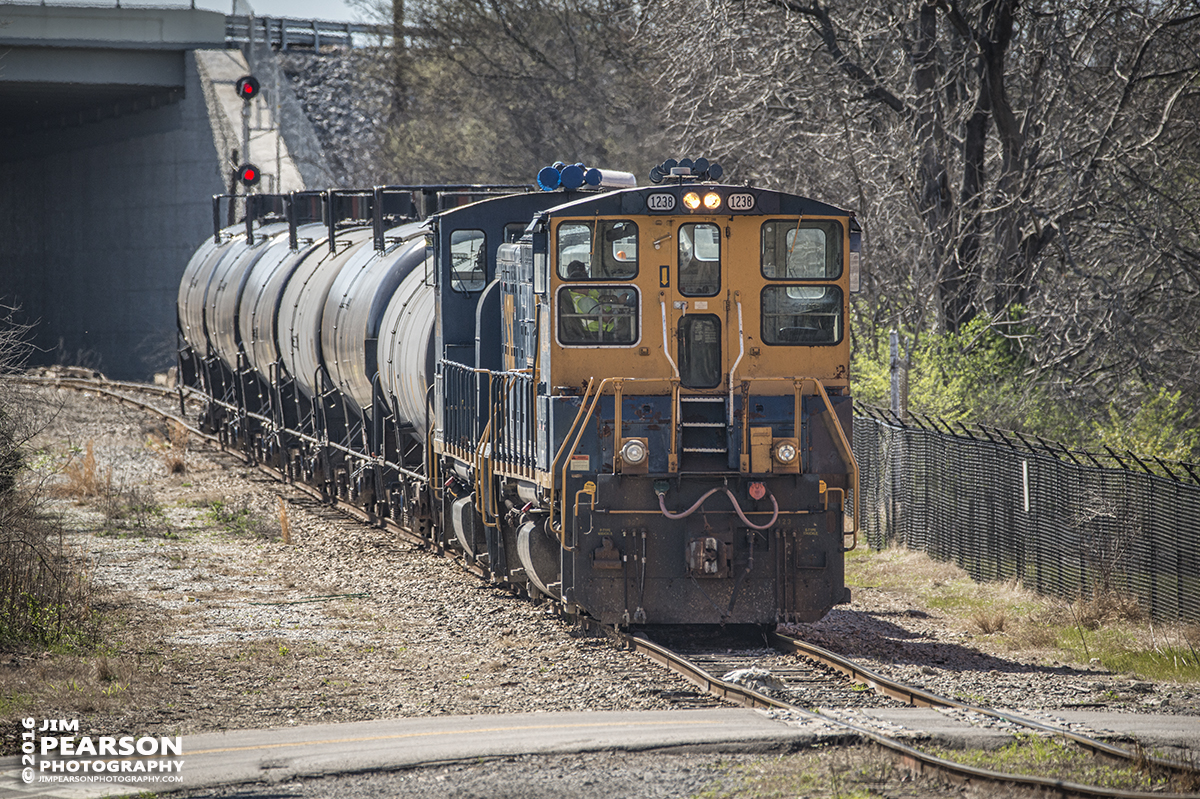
[536,162,638,191]
[648,158,723,184]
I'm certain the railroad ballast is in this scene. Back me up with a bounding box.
[176,159,862,626]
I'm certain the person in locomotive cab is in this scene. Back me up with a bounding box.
[562,260,634,343]
[565,260,601,340]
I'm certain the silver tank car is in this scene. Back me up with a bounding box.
[205,223,289,373]
[178,233,249,360]
[376,260,437,439]
[276,228,375,400]
[238,223,328,378]
[321,222,428,413]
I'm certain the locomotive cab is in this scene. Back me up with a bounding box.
[450,177,861,626]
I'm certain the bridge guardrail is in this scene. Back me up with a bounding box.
[225,15,384,51]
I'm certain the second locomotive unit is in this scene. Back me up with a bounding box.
[177,159,861,627]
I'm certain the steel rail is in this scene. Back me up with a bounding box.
[620,631,1200,799]
[769,630,1200,780]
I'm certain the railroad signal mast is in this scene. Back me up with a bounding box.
[235,74,259,195]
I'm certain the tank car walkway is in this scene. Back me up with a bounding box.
[3,708,1200,797]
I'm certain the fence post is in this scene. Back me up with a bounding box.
[888,330,908,417]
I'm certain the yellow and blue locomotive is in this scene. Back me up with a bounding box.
[177,160,860,627]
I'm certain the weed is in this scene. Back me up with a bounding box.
[696,746,944,798]
[934,734,1176,791]
[969,607,1008,634]
[164,421,188,475]
[205,499,280,541]
[0,525,98,649]
[97,482,175,539]
[0,692,34,716]
[843,545,1200,682]
[56,440,111,499]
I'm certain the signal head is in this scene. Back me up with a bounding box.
[237,163,261,187]
[235,75,260,102]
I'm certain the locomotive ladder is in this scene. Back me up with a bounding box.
[678,396,728,463]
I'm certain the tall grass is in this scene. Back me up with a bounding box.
[0,308,96,648]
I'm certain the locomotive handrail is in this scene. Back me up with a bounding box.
[547,377,596,539]
[727,291,746,427]
[657,295,682,470]
[551,375,681,547]
[557,376,616,549]
[658,294,681,382]
[736,376,859,549]
[474,412,497,531]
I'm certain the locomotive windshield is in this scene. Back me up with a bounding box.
[761,219,842,279]
[556,220,638,279]
[761,285,843,345]
[557,285,639,345]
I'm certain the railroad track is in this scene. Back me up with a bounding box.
[623,627,1200,798]
[20,373,1200,799]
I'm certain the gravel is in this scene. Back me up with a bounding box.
[4,385,698,750]
[783,598,1200,717]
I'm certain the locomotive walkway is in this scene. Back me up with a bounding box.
[3,708,1200,797]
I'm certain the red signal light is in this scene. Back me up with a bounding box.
[235,75,260,101]
[237,163,261,187]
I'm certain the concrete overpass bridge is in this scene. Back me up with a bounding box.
[0,3,350,378]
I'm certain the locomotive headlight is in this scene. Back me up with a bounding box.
[682,191,701,210]
[621,439,648,465]
[773,441,798,464]
[703,192,722,210]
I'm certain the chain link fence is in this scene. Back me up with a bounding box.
[854,406,1200,623]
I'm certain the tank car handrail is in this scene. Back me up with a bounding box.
[190,389,430,485]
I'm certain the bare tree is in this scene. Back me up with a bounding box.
[346,0,666,183]
[652,0,1200,421]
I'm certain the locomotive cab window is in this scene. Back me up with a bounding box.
[557,285,639,345]
[450,229,487,292]
[762,286,843,345]
[761,220,842,280]
[678,223,720,297]
[678,314,722,388]
[556,220,638,279]
[503,223,526,243]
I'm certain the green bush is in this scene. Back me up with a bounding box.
[1092,388,1200,463]
[853,315,1050,428]
[852,315,1198,464]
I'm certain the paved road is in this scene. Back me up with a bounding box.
[3,708,1199,798]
